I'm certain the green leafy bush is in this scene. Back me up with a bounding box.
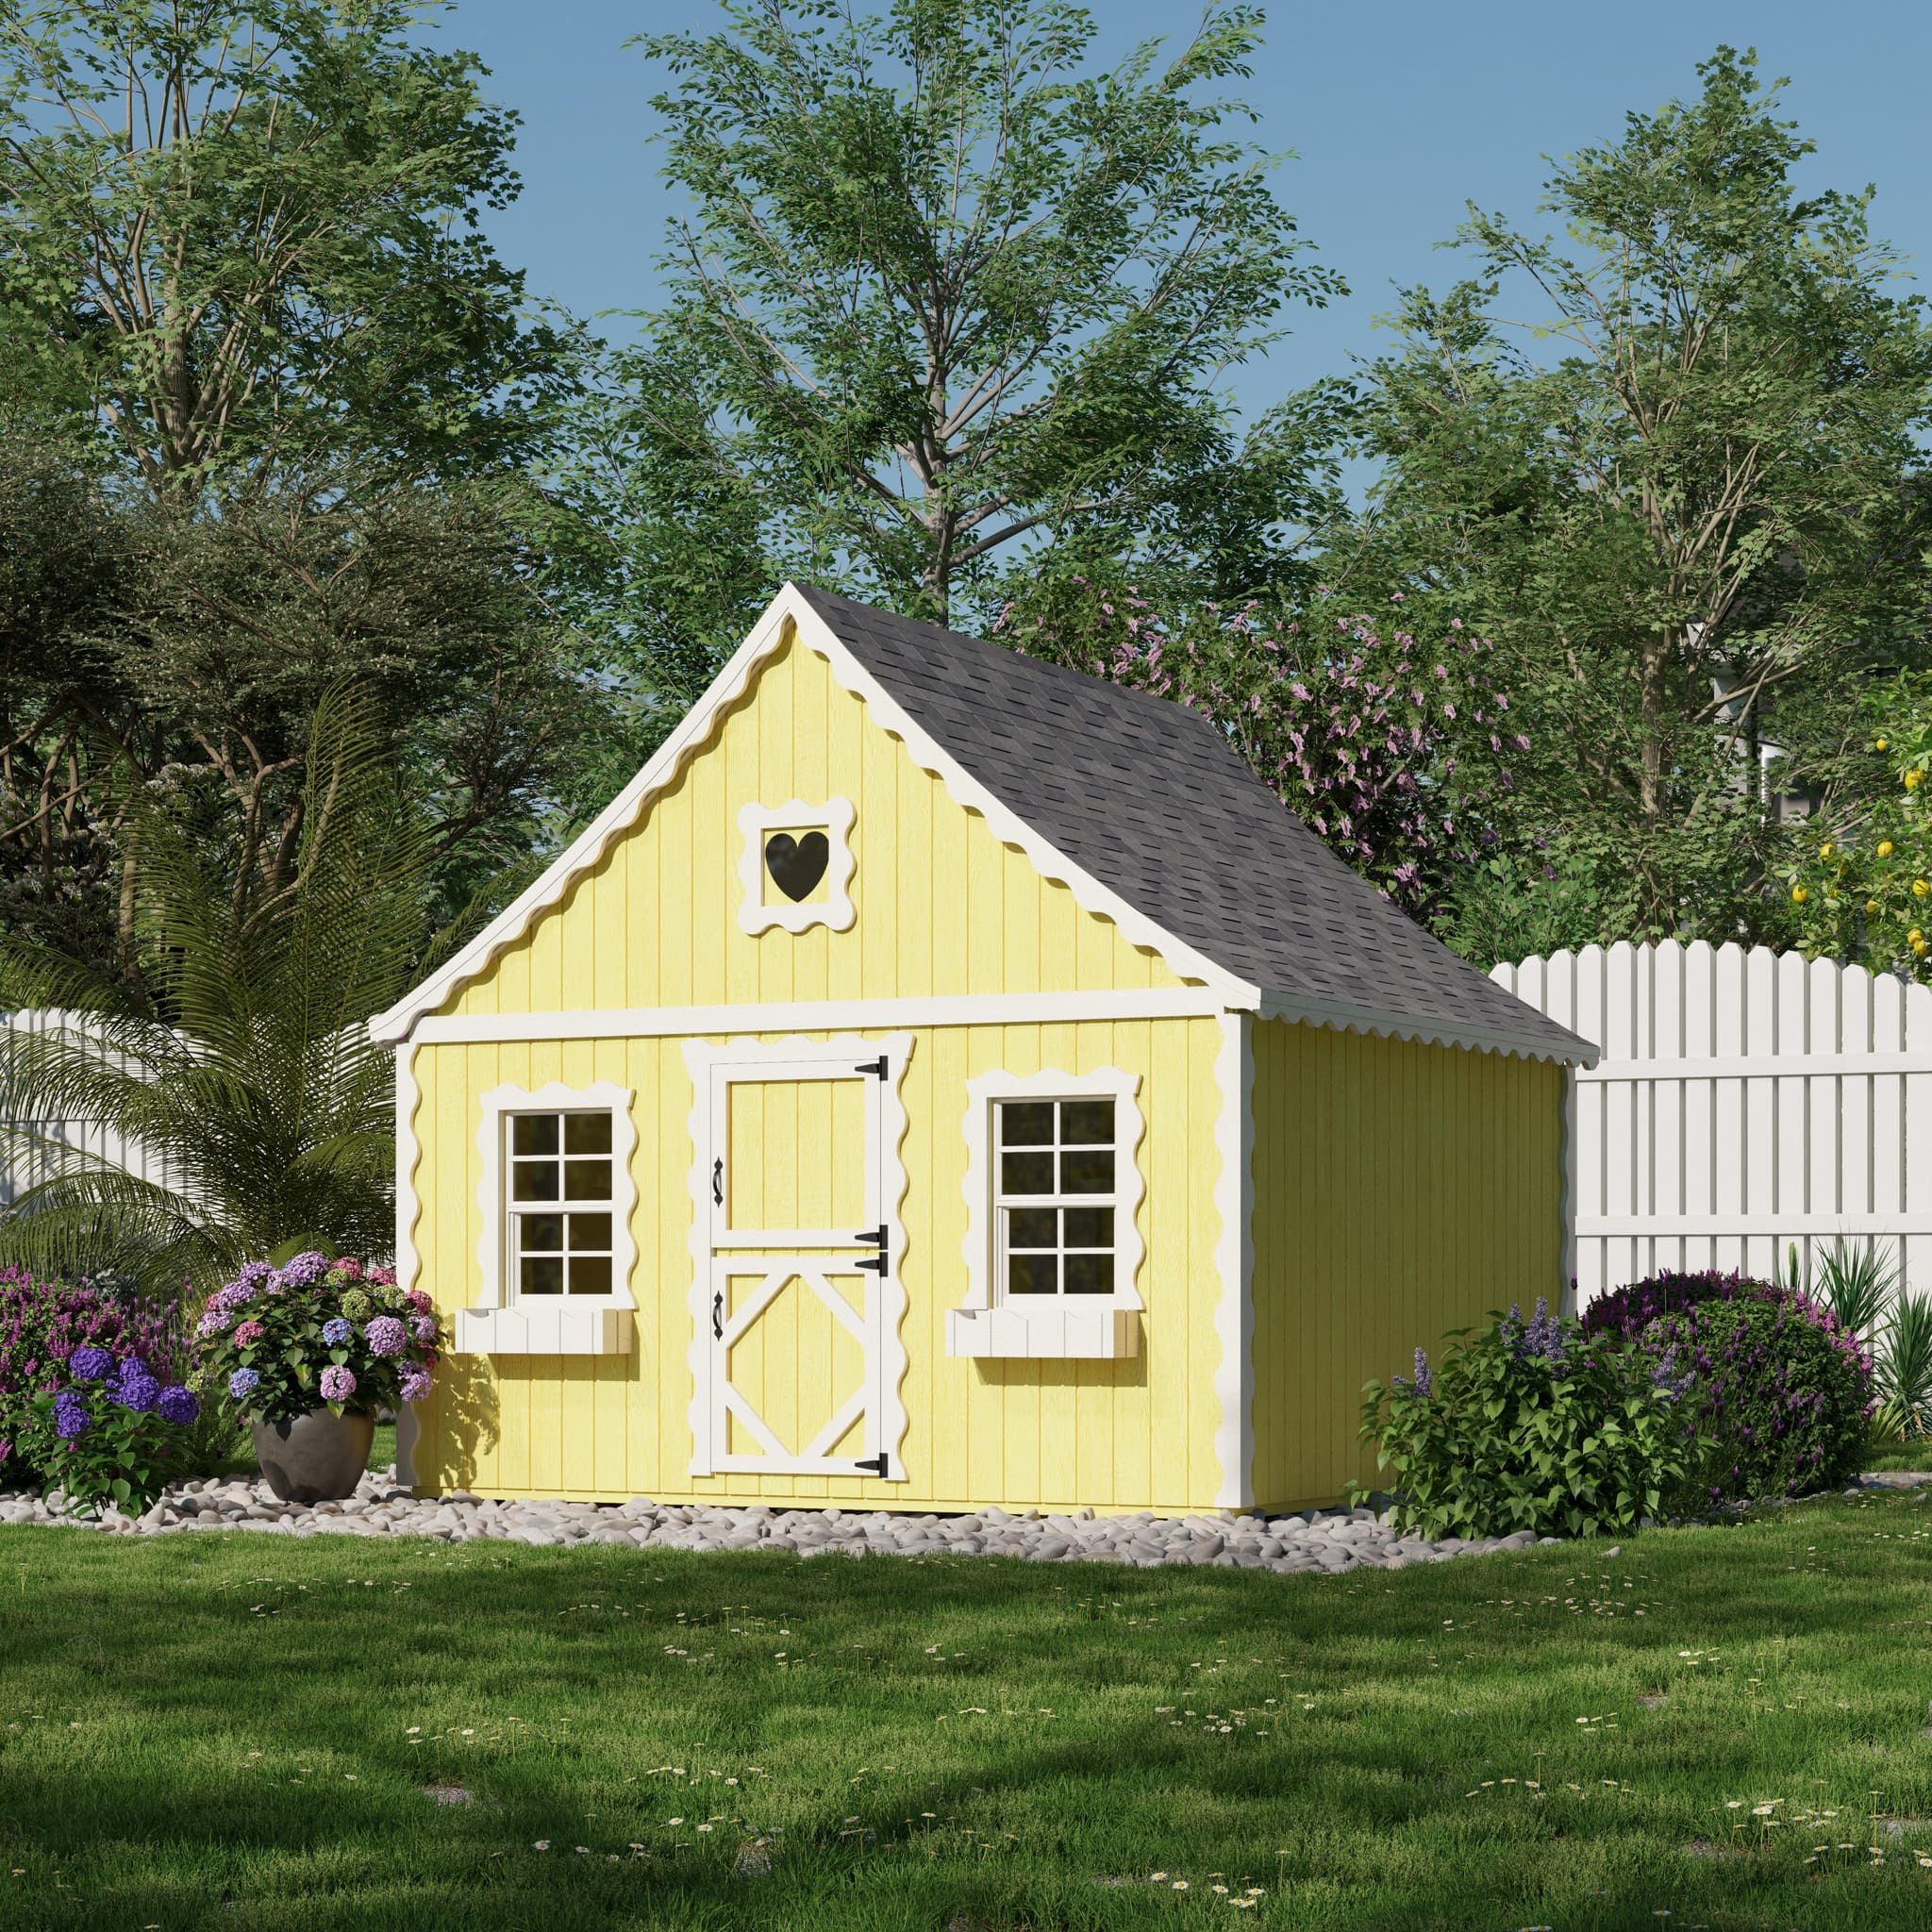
[1643,1291,1873,1499]
[1359,1302,1703,1540]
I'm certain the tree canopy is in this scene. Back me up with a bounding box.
[551,0,1345,697]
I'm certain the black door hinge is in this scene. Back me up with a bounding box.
[853,1223,886,1248]
[855,1054,888,1080]
[854,1452,889,1478]
[856,1253,888,1275]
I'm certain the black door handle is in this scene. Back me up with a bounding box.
[711,1158,723,1206]
[711,1291,724,1340]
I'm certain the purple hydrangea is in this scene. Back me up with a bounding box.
[279,1251,330,1287]
[69,1345,114,1382]
[196,1306,233,1338]
[410,1315,438,1344]
[53,1390,91,1439]
[400,1368,433,1404]
[363,1316,408,1358]
[321,1317,353,1346]
[228,1367,260,1401]
[320,1365,357,1402]
[158,1385,200,1425]
[115,1360,163,1413]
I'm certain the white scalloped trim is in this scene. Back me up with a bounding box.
[368,585,1243,1046]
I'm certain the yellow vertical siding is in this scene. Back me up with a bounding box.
[1246,1018,1565,1513]
[408,1015,1227,1511]
[441,636,1183,1016]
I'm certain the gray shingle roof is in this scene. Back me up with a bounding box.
[797,586,1590,1063]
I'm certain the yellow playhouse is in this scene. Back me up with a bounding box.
[373,584,1592,1516]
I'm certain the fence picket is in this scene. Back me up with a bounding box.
[1493,942,1932,1303]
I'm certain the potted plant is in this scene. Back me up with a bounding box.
[194,1253,441,1502]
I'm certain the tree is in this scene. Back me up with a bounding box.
[0,438,596,975]
[0,688,458,1294]
[0,0,570,491]
[563,0,1344,687]
[998,579,1520,916]
[1334,48,1932,938]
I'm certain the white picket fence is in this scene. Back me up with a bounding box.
[0,1010,174,1208]
[1491,941,1932,1307]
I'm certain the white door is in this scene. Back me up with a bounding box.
[691,1043,908,1480]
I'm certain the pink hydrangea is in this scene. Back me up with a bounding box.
[403,1288,434,1317]
[319,1365,357,1402]
[232,1320,264,1346]
[366,1266,398,1287]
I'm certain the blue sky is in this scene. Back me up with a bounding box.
[430,0,1932,418]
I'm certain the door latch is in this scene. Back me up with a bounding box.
[711,1291,724,1341]
[853,1452,889,1478]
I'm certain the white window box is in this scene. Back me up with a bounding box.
[945,1305,1139,1360]
[454,1306,634,1356]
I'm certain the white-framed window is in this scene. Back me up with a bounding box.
[736,795,857,935]
[459,1081,639,1355]
[993,1096,1121,1299]
[505,1108,617,1298]
[947,1067,1144,1358]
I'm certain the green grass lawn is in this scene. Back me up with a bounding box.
[3,1493,1932,1932]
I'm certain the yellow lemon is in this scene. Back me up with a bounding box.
[1878,737,1890,751]
[1911,929,1924,945]
[1879,841,1895,858]
[1918,939,1929,958]
[1820,841,1835,858]
[1791,884,1809,904]
[1916,880,1929,898]
[1908,770,1923,791]
[1868,899,1881,913]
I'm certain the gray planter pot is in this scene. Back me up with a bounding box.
[251,1408,375,1504]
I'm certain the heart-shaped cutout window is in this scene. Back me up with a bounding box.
[764,829,829,902]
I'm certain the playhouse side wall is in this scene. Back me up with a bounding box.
[1247,1018,1566,1513]
[405,1012,1228,1513]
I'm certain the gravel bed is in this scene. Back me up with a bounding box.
[4,1468,1924,1568]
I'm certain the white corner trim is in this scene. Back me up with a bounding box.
[954,1066,1146,1323]
[737,795,856,936]
[367,581,1247,1045]
[1211,1011,1255,1509]
[682,1033,914,1479]
[392,1043,423,1489]
[411,987,1225,1044]
[1557,1065,1578,1318]
[471,1080,639,1318]
[1256,987,1596,1067]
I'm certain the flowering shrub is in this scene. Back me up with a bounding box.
[192,1253,441,1423]
[1580,1268,1765,1340]
[0,1266,186,1485]
[1641,1291,1873,1500]
[1359,1301,1703,1539]
[994,584,1523,915]
[24,1341,202,1515]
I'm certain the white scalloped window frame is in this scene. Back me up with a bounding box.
[737,796,857,936]
[455,1080,639,1357]
[945,1066,1145,1360]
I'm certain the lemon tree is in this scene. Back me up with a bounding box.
[1790,678,1932,977]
